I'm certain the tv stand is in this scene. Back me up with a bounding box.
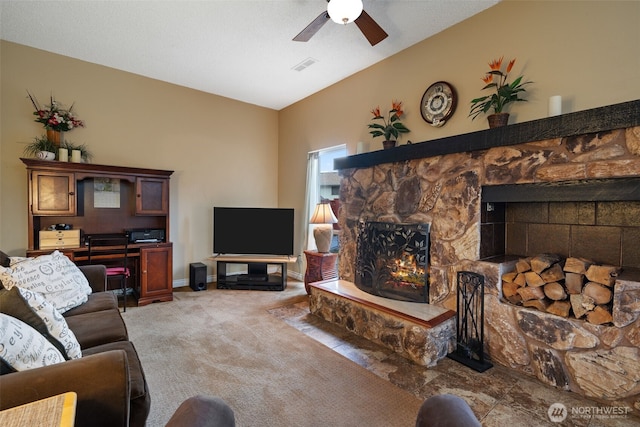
[211,255,296,291]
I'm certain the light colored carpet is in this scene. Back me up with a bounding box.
[123,281,423,427]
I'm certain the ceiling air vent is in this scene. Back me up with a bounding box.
[292,57,318,72]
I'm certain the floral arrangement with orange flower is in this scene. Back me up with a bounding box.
[469,57,531,120]
[28,91,85,132]
[368,100,410,141]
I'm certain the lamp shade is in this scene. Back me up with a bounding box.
[309,202,338,224]
[327,0,363,25]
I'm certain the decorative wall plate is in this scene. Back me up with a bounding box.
[420,81,457,127]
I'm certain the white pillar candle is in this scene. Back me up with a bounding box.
[356,141,368,154]
[71,149,82,163]
[548,95,562,116]
[58,148,68,162]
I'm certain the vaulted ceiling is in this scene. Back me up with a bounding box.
[0,1,499,110]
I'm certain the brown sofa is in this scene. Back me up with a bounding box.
[0,263,150,427]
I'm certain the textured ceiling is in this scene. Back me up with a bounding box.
[0,1,499,110]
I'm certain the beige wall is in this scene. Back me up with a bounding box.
[279,0,640,263]
[2,1,640,282]
[1,41,279,283]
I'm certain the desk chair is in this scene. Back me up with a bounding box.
[87,233,131,312]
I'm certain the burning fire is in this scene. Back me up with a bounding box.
[388,253,426,288]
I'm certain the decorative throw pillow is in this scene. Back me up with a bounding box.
[0,287,68,359]
[7,256,27,266]
[19,288,82,359]
[0,250,91,313]
[0,312,65,371]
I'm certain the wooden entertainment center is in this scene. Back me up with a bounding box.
[21,158,174,306]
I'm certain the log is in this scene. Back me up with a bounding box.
[564,272,585,295]
[514,273,527,287]
[586,306,613,325]
[585,265,620,287]
[523,299,551,311]
[506,294,523,305]
[570,294,595,319]
[546,300,571,318]
[530,253,561,274]
[502,281,521,298]
[583,282,613,305]
[516,259,532,273]
[517,286,545,301]
[564,257,592,274]
[544,282,567,301]
[524,271,546,287]
[501,271,518,283]
[581,294,595,311]
[540,263,565,283]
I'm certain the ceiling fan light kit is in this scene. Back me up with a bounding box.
[327,0,363,24]
[293,0,387,46]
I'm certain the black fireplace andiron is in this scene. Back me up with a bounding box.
[447,271,493,372]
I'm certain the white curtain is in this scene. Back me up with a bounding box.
[304,151,320,251]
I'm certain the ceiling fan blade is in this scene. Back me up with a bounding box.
[354,10,388,46]
[293,11,330,42]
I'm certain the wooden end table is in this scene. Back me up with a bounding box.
[304,250,338,294]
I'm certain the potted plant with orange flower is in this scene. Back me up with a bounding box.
[469,57,531,128]
[368,100,410,149]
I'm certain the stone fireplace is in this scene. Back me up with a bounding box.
[333,101,640,415]
[355,221,430,303]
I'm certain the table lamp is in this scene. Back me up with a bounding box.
[309,201,338,253]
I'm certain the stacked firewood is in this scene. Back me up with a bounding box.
[501,253,620,325]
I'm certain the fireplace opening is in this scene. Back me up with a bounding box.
[355,221,430,303]
[480,178,640,270]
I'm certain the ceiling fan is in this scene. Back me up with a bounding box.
[293,0,388,46]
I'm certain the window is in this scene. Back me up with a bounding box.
[305,145,347,251]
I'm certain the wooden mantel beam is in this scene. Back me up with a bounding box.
[335,100,640,170]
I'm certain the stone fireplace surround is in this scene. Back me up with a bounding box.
[332,100,640,415]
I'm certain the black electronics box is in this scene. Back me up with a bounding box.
[128,229,165,243]
[189,263,207,291]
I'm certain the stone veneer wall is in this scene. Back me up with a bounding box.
[337,126,640,414]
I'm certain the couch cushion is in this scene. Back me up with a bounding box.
[0,251,10,268]
[0,313,66,373]
[83,341,148,401]
[0,251,91,313]
[63,292,118,317]
[0,287,81,360]
[65,309,128,349]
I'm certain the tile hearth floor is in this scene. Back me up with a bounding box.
[267,282,638,427]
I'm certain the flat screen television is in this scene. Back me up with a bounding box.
[213,207,295,256]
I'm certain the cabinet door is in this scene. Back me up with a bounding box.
[139,244,173,305]
[135,177,168,215]
[31,171,76,216]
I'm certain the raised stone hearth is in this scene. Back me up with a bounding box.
[308,280,455,366]
[333,101,640,415]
